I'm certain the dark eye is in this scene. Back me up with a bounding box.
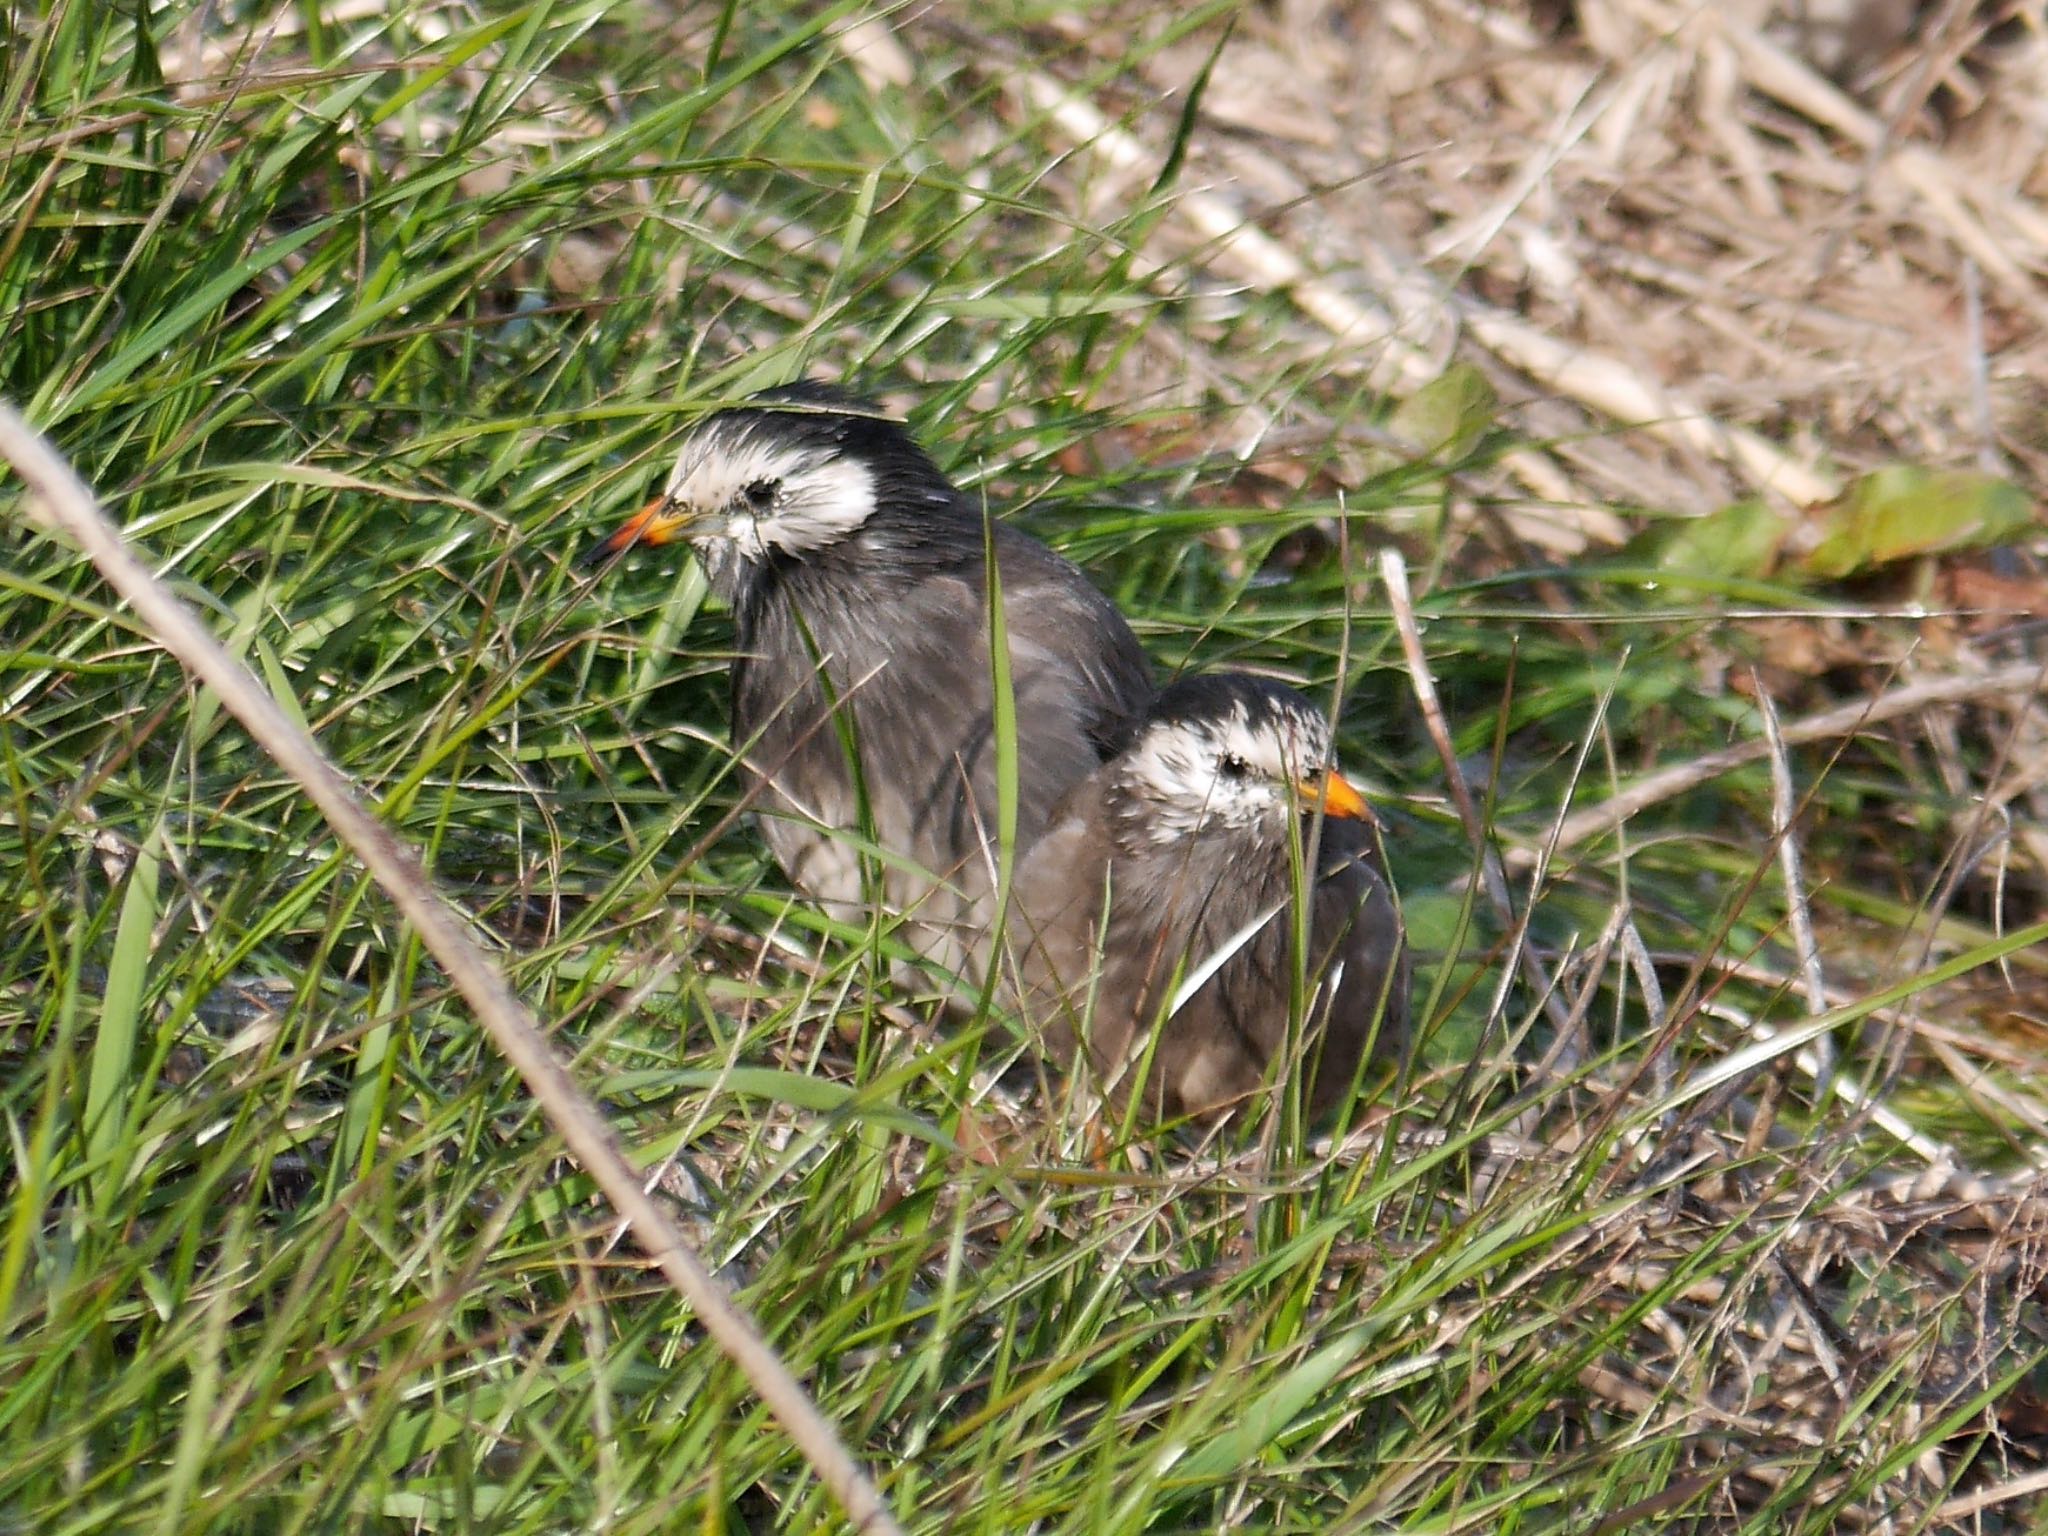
[740,478,778,511]
[1218,753,1250,780]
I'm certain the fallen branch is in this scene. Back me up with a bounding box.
[1511,660,2048,872]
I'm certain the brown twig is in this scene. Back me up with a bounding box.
[1506,661,2048,873]
[1379,549,1578,1052]
[1755,679,1832,1102]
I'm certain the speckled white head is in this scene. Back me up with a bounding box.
[588,387,920,596]
[1111,677,1366,849]
[657,416,879,570]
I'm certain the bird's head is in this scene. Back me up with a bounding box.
[1111,674,1371,850]
[584,382,960,592]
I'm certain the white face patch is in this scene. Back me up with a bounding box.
[1115,697,1337,846]
[662,427,878,563]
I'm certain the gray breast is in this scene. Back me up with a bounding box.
[1006,808,1408,1123]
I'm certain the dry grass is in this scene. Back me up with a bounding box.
[976,0,2048,514]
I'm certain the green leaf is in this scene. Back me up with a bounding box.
[1151,15,1234,197]
[1388,362,1496,461]
[362,10,530,128]
[1801,465,2035,579]
[1631,498,1791,582]
[36,215,336,422]
[1173,1324,1374,1484]
[921,291,1160,321]
[86,822,161,1194]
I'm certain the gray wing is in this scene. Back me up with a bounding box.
[1003,779,1118,1067]
[1299,820,1409,1118]
[990,523,1153,754]
[895,526,1150,863]
[870,531,1149,974]
[1004,776,1222,1109]
[730,526,1149,984]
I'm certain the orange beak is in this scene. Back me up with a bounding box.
[1299,767,1373,823]
[581,495,692,566]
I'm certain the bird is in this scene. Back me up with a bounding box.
[1000,672,1408,1125]
[584,381,1153,980]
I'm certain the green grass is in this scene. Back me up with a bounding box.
[3,1,2044,1531]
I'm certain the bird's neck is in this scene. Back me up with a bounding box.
[1120,814,1291,889]
[729,509,982,611]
